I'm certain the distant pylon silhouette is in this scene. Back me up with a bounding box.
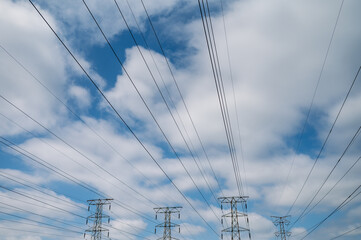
[271,215,291,240]
[154,206,182,240]
[84,198,113,240]
[219,196,251,240]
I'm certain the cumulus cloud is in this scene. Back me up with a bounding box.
[1,0,361,239]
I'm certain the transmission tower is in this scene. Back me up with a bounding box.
[219,196,251,240]
[271,216,291,240]
[84,198,113,240]
[154,206,182,240]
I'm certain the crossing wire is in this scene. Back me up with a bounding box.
[299,184,361,240]
[0,200,84,230]
[0,174,156,237]
[293,154,361,227]
[0,94,158,208]
[27,0,219,235]
[0,136,157,224]
[279,0,345,205]
[289,126,361,228]
[139,0,226,199]
[198,0,243,195]
[0,43,171,202]
[0,211,84,234]
[0,226,80,238]
[0,185,86,220]
[0,170,86,210]
[219,0,249,194]
[82,0,219,222]
[111,0,220,207]
[204,0,244,195]
[329,225,361,240]
[0,44,190,214]
[286,65,361,215]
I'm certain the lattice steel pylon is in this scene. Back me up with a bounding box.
[154,206,182,240]
[271,216,291,240]
[219,196,251,240]
[84,198,113,240]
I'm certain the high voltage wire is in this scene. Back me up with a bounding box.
[0,136,157,224]
[0,185,86,220]
[279,0,345,205]
[0,170,86,210]
[0,94,158,208]
[0,211,84,234]
[0,193,85,224]
[329,225,361,240]
[81,0,220,223]
[27,1,219,235]
[0,226,80,238]
[0,44,184,211]
[0,202,148,239]
[298,184,361,240]
[0,109,157,212]
[286,65,361,216]
[218,0,248,195]
[289,126,361,228]
[0,179,155,238]
[139,0,226,200]
[111,0,220,208]
[0,200,84,230]
[1,100,189,236]
[300,155,361,222]
[0,43,170,197]
[198,0,243,196]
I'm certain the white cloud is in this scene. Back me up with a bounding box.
[68,85,91,109]
[1,0,361,239]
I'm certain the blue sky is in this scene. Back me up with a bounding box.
[0,0,361,239]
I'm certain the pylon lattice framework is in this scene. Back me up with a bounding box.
[84,198,113,240]
[219,196,251,240]
[271,215,291,240]
[154,206,182,240]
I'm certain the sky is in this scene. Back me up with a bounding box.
[0,0,361,240]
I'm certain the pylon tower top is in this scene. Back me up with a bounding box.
[85,198,113,240]
[154,206,182,240]
[219,196,251,240]
[271,215,291,240]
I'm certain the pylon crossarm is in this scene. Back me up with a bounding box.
[222,226,250,232]
[218,196,249,203]
[222,212,247,218]
[155,223,179,228]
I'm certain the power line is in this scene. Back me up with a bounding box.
[0,211,84,234]
[329,225,361,240]
[112,0,220,207]
[0,200,84,230]
[0,170,85,210]
[198,0,243,196]
[0,226,80,238]
[218,0,248,195]
[27,1,219,235]
[0,136,157,224]
[139,0,226,199]
[0,185,86,220]
[279,0,345,205]
[81,0,219,222]
[0,42,170,201]
[294,154,361,227]
[82,0,220,225]
[286,65,361,215]
[299,184,361,239]
[0,109,156,211]
[0,93,159,208]
[290,126,361,227]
